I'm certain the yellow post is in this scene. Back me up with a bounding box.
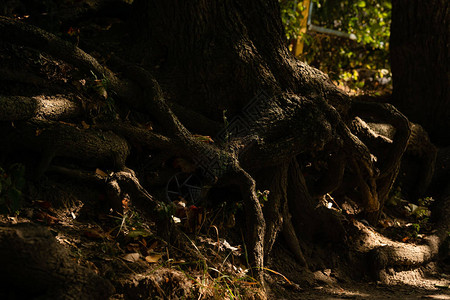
[294,0,310,57]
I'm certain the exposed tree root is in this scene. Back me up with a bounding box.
[0,13,445,296]
[0,16,134,104]
[349,200,450,282]
[0,120,130,176]
[0,94,81,121]
[47,165,157,213]
[94,121,175,151]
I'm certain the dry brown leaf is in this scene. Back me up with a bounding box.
[125,243,140,253]
[35,211,59,225]
[148,241,158,251]
[144,122,153,130]
[95,168,108,178]
[122,252,140,263]
[145,254,162,263]
[171,259,186,264]
[139,238,147,248]
[81,121,90,129]
[122,197,130,211]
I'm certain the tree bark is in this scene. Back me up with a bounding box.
[390,0,449,145]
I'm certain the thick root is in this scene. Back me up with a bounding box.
[0,94,81,121]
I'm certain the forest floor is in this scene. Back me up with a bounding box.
[274,281,450,300]
[1,176,449,300]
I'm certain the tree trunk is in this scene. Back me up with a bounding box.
[0,0,426,293]
[390,0,449,145]
[126,0,411,273]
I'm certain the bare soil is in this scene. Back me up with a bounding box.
[1,176,448,299]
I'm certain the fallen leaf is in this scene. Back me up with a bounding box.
[148,241,158,250]
[95,168,108,178]
[145,254,162,263]
[139,238,147,248]
[171,259,185,264]
[81,121,90,129]
[127,230,151,238]
[126,243,140,252]
[122,197,130,211]
[122,252,140,263]
[144,122,153,130]
[193,134,214,144]
[34,211,59,225]
[35,129,43,136]
[67,27,80,36]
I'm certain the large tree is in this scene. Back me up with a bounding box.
[0,0,448,298]
[390,0,449,145]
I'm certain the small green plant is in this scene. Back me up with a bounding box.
[418,196,434,207]
[409,196,433,220]
[410,223,420,238]
[110,200,150,237]
[0,163,26,215]
[256,190,269,207]
[409,217,431,240]
[158,201,176,221]
[87,71,118,120]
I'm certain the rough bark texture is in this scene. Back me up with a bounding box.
[390,0,449,145]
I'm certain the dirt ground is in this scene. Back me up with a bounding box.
[270,277,450,299]
[0,173,448,299]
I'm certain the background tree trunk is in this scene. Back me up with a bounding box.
[390,0,449,145]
